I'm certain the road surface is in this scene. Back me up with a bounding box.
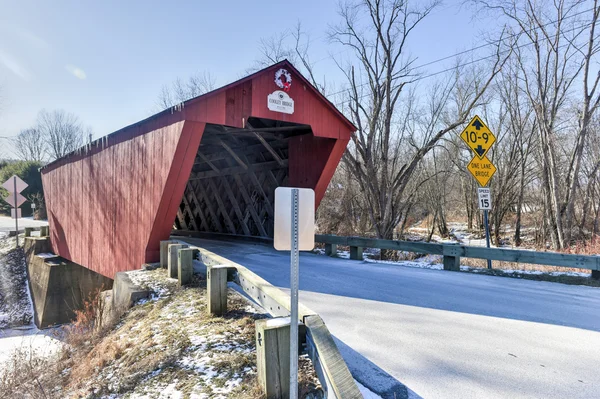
[181,237,600,399]
[0,216,47,233]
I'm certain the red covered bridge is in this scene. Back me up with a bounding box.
[41,61,355,279]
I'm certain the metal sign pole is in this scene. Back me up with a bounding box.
[13,177,18,248]
[289,188,299,399]
[484,209,492,269]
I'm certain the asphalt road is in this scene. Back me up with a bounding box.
[181,237,600,399]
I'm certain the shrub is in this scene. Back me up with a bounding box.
[0,161,44,218]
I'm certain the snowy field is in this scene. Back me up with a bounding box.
[0,215,47,233]
[0,232,63,373]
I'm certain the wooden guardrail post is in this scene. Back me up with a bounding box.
[178,248,195,286]
[255,317,306,399]
[168,244,186,278]
[350,245,363,260]
[40,226,49,237]
[256,317,291,398]
[24,227,33,237]
[160,240,178,268]
[443,244,461,271]
[325,243,337,256]
[207,265,228,316]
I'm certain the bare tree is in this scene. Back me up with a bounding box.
[248,22,326,93]
[476,0,600,248]
[37,109,85,160]
[14,128,46,162]
[157,71,216,110]
[330,0,510,255]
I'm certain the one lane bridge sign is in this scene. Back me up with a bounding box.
[460,115,496,159]
[467,156,496,187]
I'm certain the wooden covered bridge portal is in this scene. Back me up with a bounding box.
[41,61,355,278]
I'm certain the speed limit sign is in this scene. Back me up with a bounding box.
[477,188,492,210]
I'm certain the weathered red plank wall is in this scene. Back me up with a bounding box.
[42,61,354,278]
[42,118,205,278]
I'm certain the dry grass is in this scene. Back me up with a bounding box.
[1,269,324,398]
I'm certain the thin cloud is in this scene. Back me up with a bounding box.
[0,51,30,81]
[66,64,87,80]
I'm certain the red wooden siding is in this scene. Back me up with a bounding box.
[43,120,206,278]
[41,60,355,279]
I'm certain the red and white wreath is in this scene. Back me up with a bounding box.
[274,68,292,92]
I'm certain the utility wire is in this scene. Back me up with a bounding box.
[328,18,596,102]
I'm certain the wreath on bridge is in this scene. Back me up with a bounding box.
[274,68,292,92]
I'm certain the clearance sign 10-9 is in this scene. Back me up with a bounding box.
[461,116,495,268]
[460,115,497,188]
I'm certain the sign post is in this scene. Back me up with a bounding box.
[274,187,315,399]
[477,188,493,269]
[461,116,496,269]
[2,175,28,248]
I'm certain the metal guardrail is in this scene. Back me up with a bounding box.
[316,234,600,279]
[181,242,362,398]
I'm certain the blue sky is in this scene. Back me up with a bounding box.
[0,0,490,158]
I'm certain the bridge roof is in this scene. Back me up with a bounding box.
[43,60,355,172]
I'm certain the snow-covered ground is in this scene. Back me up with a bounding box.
[0,232,63,373]
[0,215,47,233]
[0,232,32,328]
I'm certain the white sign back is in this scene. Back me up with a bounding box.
[2,175,28,193]
[273,187,315,250]
[11,208,22,219]
[478,188,492,210]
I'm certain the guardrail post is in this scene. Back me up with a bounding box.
[256,317,290,398]
[592,270,600,280]
[40,226,49,237]
[207,265,228,316]
[325,243,337,257]
[160,240,178,268]
[350,246,363,260]
[178,248,194,286]
[443,244,461,271]
[168,244,186,278]
[24,227,33,237]
[255,317,306,399]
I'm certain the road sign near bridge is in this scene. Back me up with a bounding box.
[467,156,496,187]
[460,115,496,159]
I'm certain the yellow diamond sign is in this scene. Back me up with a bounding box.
[467,156,496,187]
[460,115,496,159]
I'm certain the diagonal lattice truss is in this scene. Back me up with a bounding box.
[176,122,310,238]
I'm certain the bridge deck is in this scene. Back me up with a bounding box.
[179,236,600,399]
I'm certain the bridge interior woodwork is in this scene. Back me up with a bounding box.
[175,118,312,237]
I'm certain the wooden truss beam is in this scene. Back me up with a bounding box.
[189,160,288,180]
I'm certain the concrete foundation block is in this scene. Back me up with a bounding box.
[40,226,49,237]
[23,237,52,265]
[27,254,113,329]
